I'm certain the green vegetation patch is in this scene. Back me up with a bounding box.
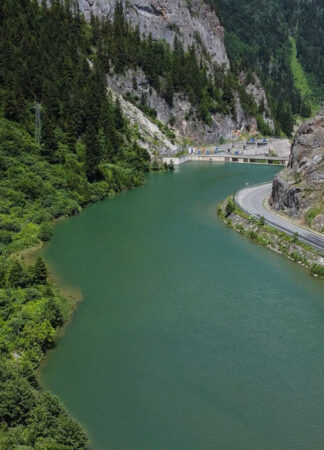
[289,37,314,112]
[0,257,89,449]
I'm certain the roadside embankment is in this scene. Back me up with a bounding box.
[218,196,324,278]
[235,183,324,251]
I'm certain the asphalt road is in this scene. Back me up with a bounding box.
[235,183,324,252]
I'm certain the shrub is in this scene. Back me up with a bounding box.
[0,220,21,233]
[37,223,53,242]
[225,198,235,217]
[248,230,258,240]
[0,230,12,244]
[310,264,324,278]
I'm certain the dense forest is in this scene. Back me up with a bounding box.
[0,0,152,447]
[206,0,323,133]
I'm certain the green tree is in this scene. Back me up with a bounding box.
[33,257,47,285]
[38,222,53,242]
[164,72,174,107]
[280,106,294,137]
[44,297,63,328]
[84,124,102,182]
[7,260,25,288]
[225,198,235,217]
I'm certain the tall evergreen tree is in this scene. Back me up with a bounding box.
[7,260,25,288]
[84,124,102,182]
[34,257,48,285]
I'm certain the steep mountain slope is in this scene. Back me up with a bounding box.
[206,0,324,135]
[80,0,229,66]
[271,106,324,232]
[77,0,274,143]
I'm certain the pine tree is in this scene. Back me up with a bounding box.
[4,89,26,123]
[7,260,25,288]
[113,1,127,73]
[278,104,294,137]
[114,99,125,131]
[41,113,58,162]
[34,257,48,285]
[164,72,174,107]
[84,124,102,182]
[45,297,63,327]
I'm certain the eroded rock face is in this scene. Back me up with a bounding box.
[107,69,243,143]
[106,68,272,144]
[78,0,229,66]
[239,72,274,131]
[78,0,274,144]
[110,89,183,156]
[270,107,324,231]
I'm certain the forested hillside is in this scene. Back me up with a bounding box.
[0,1,151,447]
[206,0,324,135]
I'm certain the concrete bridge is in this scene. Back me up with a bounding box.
[163,154,289,166]
[189,154,288,165]
[163,138,290,166]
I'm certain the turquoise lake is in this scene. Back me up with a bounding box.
[41,163,324,450]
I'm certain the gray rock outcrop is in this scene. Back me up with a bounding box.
[78,0,228,67]
[239,72,274,131]
[106,69,243,144]
[270,106,324,232]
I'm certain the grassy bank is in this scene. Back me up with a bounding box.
[218,196,324,278]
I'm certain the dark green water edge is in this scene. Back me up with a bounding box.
[41,163,324,450]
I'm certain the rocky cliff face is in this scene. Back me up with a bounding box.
[79,0,228,67]
[107,69,244,144]
[110,88,184,156]
[78,0,274,145]
[239,72,274,132]
[270,107,324,232]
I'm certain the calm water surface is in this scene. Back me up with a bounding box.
[41,163,324,450]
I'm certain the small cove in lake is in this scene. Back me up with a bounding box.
[41,163,324,450]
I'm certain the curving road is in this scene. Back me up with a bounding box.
[235,183,324,252]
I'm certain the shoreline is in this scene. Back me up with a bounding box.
[2,179,149,447]
[218,196,324,278]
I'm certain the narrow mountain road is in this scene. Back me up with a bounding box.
[235,183,324,252]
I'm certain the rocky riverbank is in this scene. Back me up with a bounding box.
[218,197,324,278]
